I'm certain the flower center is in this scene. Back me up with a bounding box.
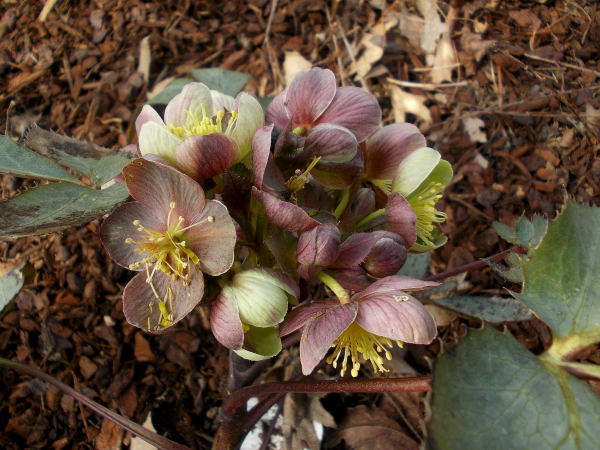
[286,156,321,193]
[408,181,446,247]
[327,322,403,377]
[166,105,237,139]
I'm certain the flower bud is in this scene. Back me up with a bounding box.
[363,232,407,278]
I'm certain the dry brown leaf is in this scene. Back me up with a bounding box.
[335,405,418,450]
[416,0,445,57]
[138,35,151,83]
[425,304,457,327]
[390,86,432,126]
[460,25,495,62]
[134,332,155,362]
[95,418,124,450]
[283,51,312,86]
[431,32,456,83]
[508,10,541,30]
[129,414,157,450]
[283,393,336,450]
[396,12,423,50]
[354,15,398,79]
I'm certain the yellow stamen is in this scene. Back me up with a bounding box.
[408,181,446,247]
[327,322,403,377]
[166,106,237,139]
[286,156,322,193]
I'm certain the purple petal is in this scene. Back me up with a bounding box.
[135,105,165,137]
[333,232,380,269]
[266,89,290,130]
[300,302,358,375]
[365,123,426,181]
[280,300,339,336]
[252,124,274,190]
[339,188,376,232]
[317,86,382,142]
[310,152,364,190]
[252,187,319,233]
[297,223,341,270]
[286,68,336,127]
[123,266,204,332]
[354,275,439,301]
[356,295,437,344]
[210,288,244,350]
[164,82,212,126]
[175,134,238,180]
[186,200,237,276]
[122,159,206,221]
[385,193,417,248]
[100,201,164,269]
[303,124,358,163]
[327,268,371,291]
[363,232,407,278]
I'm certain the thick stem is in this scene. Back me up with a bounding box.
[354,208,386,231]
[316,271,350,303]
[333,188,351,219]
[0,357,190,450]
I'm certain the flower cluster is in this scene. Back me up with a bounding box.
[101,67,451,376]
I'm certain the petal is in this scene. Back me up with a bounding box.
[138,121,180,165]
[252,187,319,233]
[310,152,364,190]
[266,89,290,130]
[339,187,376,232]
[186,200,237,276]
[135,105,165,137]
[210,287,244,349]
[327,267,371,291]
[234,325,282,361]
[232,270,291,328]
[175,134,238,180]
[100,201,164,269]
[164,82,213,126]
[210,90,235,112]
[356,295,437,344]
[280,301,338,336]
[286,68,336,126]
[123,266,204,332]
[252,124,273,190]
[363,233,407,278]
[302,124,358,163]
[392,147,441,197]
[300,302,358,375]
[385,193,417,248]
[232,92,265,161]
[297,223,341,270]
[333,232,380,269]
[317,86,382,142]
[122,158,206,219]
[365,123,426,181]
[354,275,439,301]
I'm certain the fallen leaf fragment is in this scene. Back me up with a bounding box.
[462,117,487,143]
[390,85,432,126]
[283,51,312,86]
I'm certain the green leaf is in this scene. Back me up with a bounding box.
[0,135,82,185]
[0,261,24,313]
[23,126,132,186]
[190,68,250,97]
[514,202,600,352]
[147,78,193,105]
[398,252,431,279]
[493,215,548,250]
[432,295,533,323]
[429,327,600,450]
[486,252,523,283]
[258,96,274,110]
[0,182,129,239]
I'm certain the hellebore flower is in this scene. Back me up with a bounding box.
[280,276,437,376]
[136,82,263,180]
[100,159,237,332]
[210,268,299,360]
[391,147,453,251]
[265,68,381,189]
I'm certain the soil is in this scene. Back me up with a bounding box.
[0,1,599,449]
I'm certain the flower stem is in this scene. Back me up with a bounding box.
[0,357,190,450]
[354,208,386,231]
[316,271,350,303]
[333,188,351,219]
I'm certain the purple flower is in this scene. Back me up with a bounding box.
[100,159,237,332]
[136,82,264,180]
[280,276,438,376]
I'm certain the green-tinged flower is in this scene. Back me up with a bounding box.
[391,147,452,251]
[210,268,299,360]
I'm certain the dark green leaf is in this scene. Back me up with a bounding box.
[258,96,274,110]
[398,252,430,279]
[492,215,548,250]
[23,126,132,186]
[486,252,523,283]
[0,135,82,184]
[429,327,600,450]
[190,68,250,97]
[433,295,532,323]
[515,202,600,346]
[0,182,129,240]
[0,261,24,312]
[147,78,193,105]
